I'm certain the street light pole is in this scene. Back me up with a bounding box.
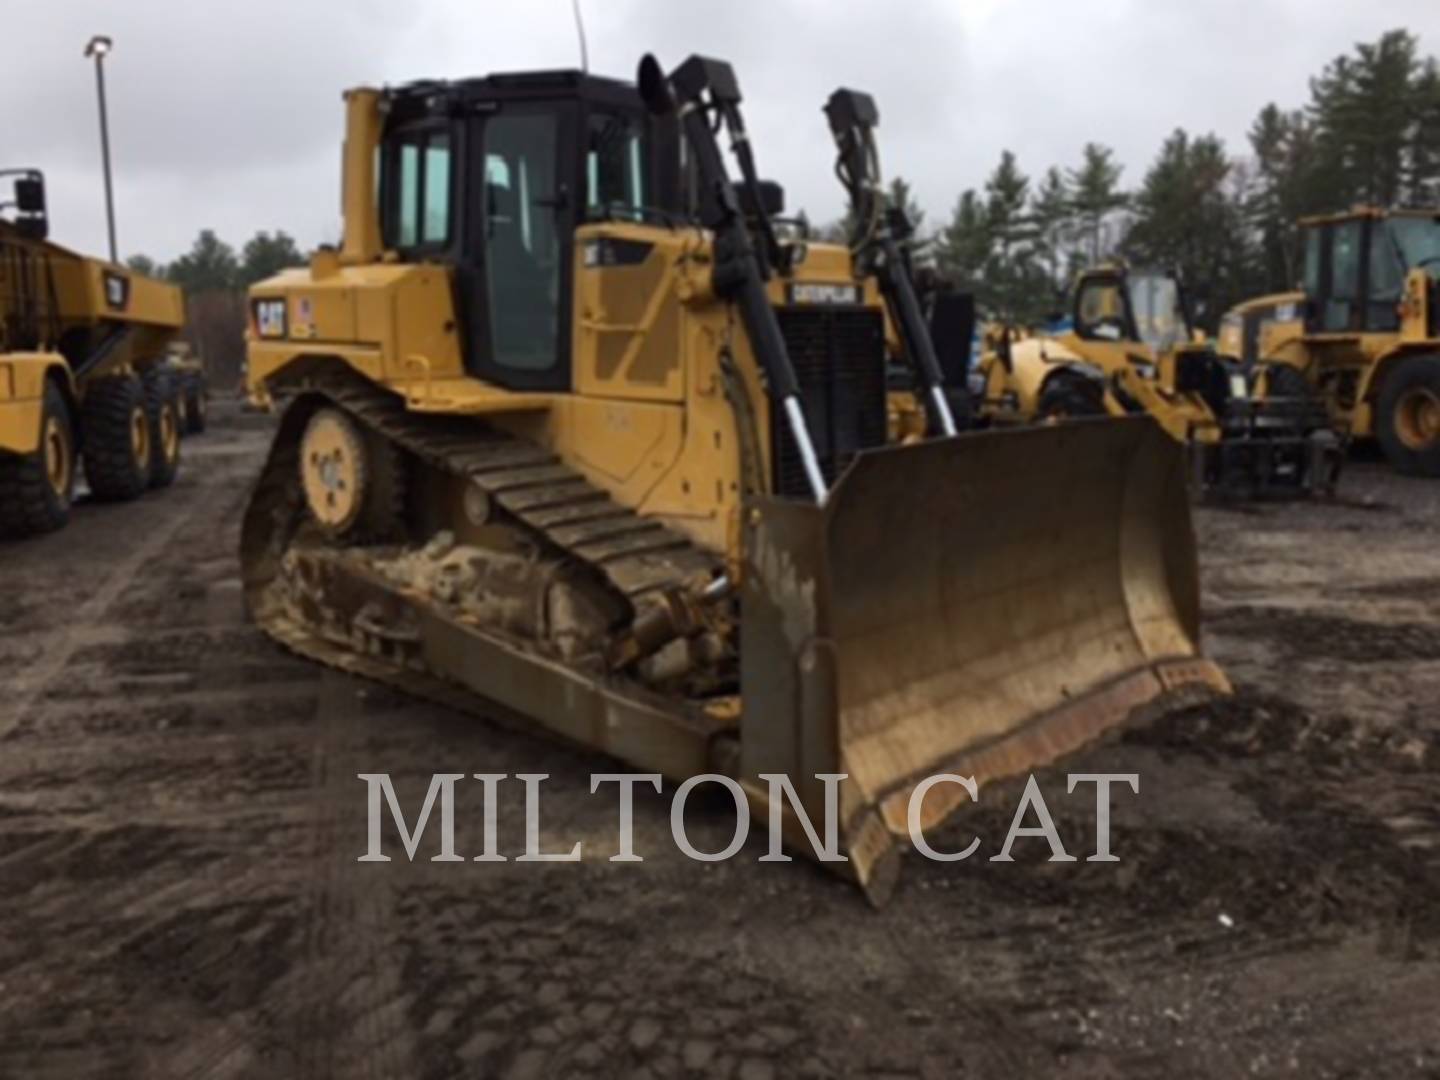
[84,35,117,264]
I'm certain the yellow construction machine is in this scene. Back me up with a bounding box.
[1225,208,1440,476]
[1218,290,1304,368]
[242,56,1227,898]
[1,169,185,537]
[163,340,209,434]
[973,264,1342,498]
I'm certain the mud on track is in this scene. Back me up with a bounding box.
[1,406,1438,1079]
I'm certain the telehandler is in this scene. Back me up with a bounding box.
[1225,208,1440,477]
[970,263,1342,498]
[242,55,1227,898]
[0,169,185,537]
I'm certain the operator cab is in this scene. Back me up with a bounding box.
[1074,267,1192,355]
[376,72,682,392]
[1301,209,1440,335]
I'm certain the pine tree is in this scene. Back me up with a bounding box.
[1067,144,1127,263]
[1408,58,1440,202]
[166,230,239,294]
[934,190,991,296]
[239,230,307,287]
[1124,130,1246,327]
[1030,167,1073,293]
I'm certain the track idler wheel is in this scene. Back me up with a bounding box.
[298,407,404,539]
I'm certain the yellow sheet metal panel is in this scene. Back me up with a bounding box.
[573,224,685,402]
[390,267,464,382]
[0,398,43,454]
[0,352,67,453]
[289,285,357,344]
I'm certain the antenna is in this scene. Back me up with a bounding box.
[571,0,589,73]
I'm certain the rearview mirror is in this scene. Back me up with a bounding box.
[15,176,45,214]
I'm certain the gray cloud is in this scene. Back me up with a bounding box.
[3,0,1434,262]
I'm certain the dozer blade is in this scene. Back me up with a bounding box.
[738,416,1229,902]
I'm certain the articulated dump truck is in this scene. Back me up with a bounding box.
[242,55,1229,900]
[0,169,186,537]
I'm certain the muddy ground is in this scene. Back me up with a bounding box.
[0,403,1437,1079]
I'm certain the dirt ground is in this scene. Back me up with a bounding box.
[1,403,1437,1079]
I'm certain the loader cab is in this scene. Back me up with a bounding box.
[377,73,681,392]
[1300,210,1440,335]
[1073,267,1192,356]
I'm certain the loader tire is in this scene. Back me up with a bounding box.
[1376,356,1440,478]
[142,367,182,489]
[1037,374,1106,421]
[182,372,207,434]
[81,374,152,502]
[0,380,75,538]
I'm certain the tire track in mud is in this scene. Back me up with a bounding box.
[0,502,200,743]
[295,669,419,1080]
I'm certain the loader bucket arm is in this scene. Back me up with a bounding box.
[739,417,1228,899]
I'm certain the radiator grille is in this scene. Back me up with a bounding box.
[771,306,888,497]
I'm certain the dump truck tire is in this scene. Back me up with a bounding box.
[142,368,182,489]
[182,372,207,434]
[82,374,152,502]
[1038,373,1106,421]
[1376,356,1440,478]
[0,380,75,538]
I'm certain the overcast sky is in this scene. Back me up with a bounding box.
[4,0,1435,263]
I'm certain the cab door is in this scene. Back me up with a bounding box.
[460,102,578,392]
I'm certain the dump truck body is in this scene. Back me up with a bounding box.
[0,171,187,536]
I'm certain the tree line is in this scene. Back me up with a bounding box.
[832,29,1440,329]
[127,228,306,293]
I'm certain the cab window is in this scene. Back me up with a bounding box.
[483,110,562,373]
[1127,273,1186,354]
[384,128,452,250]
[585,111,648,220]
[1076,279,1127,341]
[1323,220,1362,332]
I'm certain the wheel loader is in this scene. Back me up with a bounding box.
[1223,208,1440,477]
[0,169,186,537]
[970,263,1343,499]
[242,55,1228,899]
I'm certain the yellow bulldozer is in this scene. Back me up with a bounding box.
[0,169,186,537]
[1223,207,1440,476]
[972,263,1343,498]
[242,56,1227,897]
